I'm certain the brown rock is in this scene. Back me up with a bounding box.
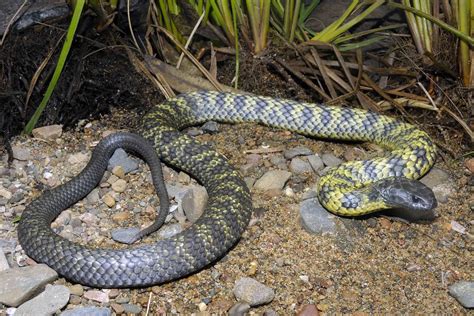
[103,193,116,208]
[465,158,474,173]
[112,211,130,222]
[297,304,319,316]
[208,298,233,312]
[112,166,125,178]
[32,124,63,140]
[111,302,125,314]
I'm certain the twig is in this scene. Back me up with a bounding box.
[177,11,205,69]
[0,0,29,46]
[127,0,141,53]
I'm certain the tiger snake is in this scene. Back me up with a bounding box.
[18,91,437,287]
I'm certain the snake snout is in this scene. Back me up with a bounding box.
[380,177,437,214]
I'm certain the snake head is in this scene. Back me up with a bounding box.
[377,177,438,222]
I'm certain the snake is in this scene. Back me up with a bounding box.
[18,91,438,288]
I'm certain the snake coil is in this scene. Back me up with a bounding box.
[18,91,437,287]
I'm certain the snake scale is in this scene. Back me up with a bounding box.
[18,91,437,287]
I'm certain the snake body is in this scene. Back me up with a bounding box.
[18,91,437,287]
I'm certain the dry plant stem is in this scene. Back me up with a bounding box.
[440,106,474,142]
[276,58,332,101]
[0,0,28,46]
[127,0,141,52]
[126,48,174,98]
[144,57,239,94]
[177,11,206,69]
[209,43,217,79]
[156,26,223,91]
[25,34,65,111]
[309,48,337,98]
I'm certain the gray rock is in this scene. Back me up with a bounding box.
[186,127,203,136]
[0,247,9,271]
[0,264,58,307]
[108,149,139,174]
[15,285,70,316]
[301,189,317,200]
[240,163,258,176]
[202,121,219,133]
[283,146,313,159]
[449,281,474,308]
[420,167,450,188]
[432,183,455,203]
[11,146,31,161]
[289,157,313,174]
[228,302,251,316]
[61,307,112,316]
[32,124,63,140]
[307,154,324,172]
[86,188,100,204]
[181,186,208,223]
[122,303,142,314]
[158,223,183,238]
[254,170,292,191]
[233,277,275,307]
[299,198,336,235]
[321,153,343,167]
[166,184,190,200]
[111,227,140,244]
[263,309,279,316]
[270,155,286,167]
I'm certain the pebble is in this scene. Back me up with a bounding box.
[86,188,100,204]
[122,303,142,314]
[283,146,313,159]
[0,248,9,271]
[61,307,112,316]
[299,198,336,235]
[233,277,275,307]
[111,179,127,193]
[67,152,89,165]
[202,121,219,133]
[263,309,279,316]
[0,264,58,307]
[102,193,115,207]
[343,147,366,161]
[108,149,139,173]
[289,158,313,174]
[110,303,125,314]
[228,302,250,316]
[111,227,140,244]
[32,124,63,140]
[112,166,125,178]
[307,154,324,172]
[254,170,292,191]
[432,183,455,203]
[80,212,98,225]
[297,304,319,316]
[321,153,343,167]
[465,158,474,173]
[448,281,474,308]
[420,167,450,188]
[112,211,131,223]
[11,146,32,161]
[15,285,70,316]
[158,223,183,238]
[83,290,109,303]
[68,284,84,296]
[0,188,12,200]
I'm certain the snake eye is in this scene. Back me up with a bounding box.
[412,196,421,204]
